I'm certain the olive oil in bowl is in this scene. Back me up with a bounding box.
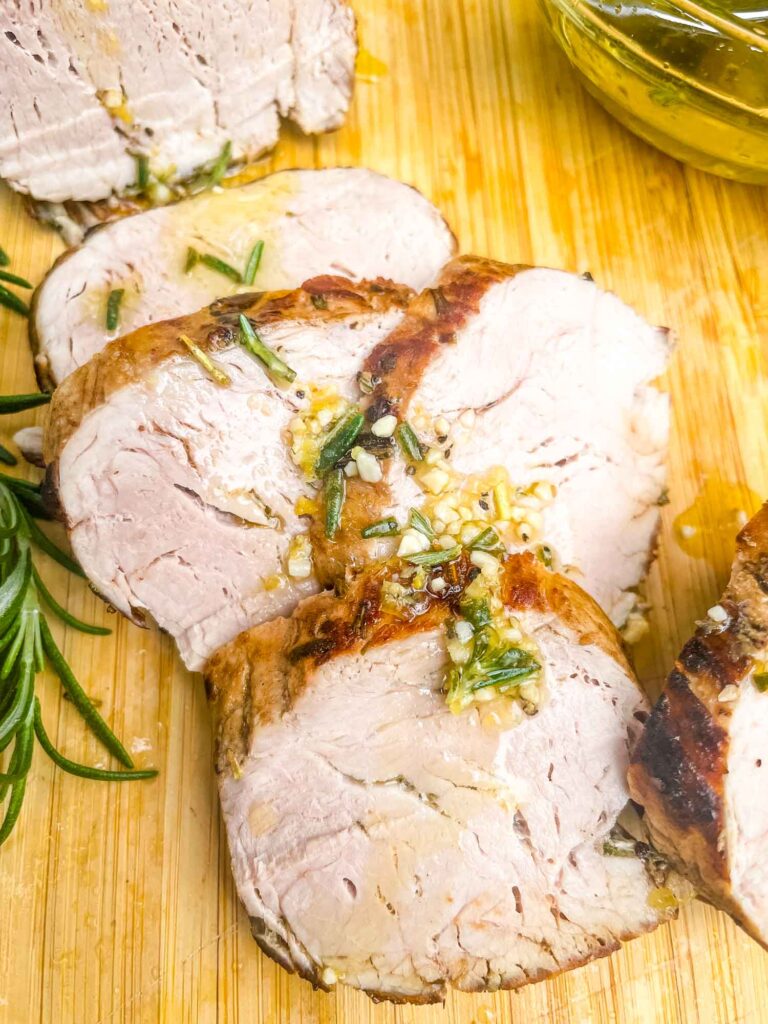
[538,1,768,183]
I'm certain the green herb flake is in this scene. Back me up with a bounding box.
[105,288,124,332]
[396,422,424,462]
[184,247,199,274]
[459,598,491,630]
[324,468,346,539]
[199,253,242,283]
[361,517,399,539]
[405,545,461,567]
[135,154,150,191]
[243,240,265,286]
[178,333,231,387]
[754,672,768,693]
[238,314,297,384]
[0,246,9,268]
[408,508,435,541]
[208,140,232,187]
[315,407,364,474]
[0,393,51,415]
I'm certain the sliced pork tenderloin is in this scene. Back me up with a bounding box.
[31,168,456,388]
[44,279,413,670]
[629,501,768,949]
[0,1,356,205]
[319,256,670,627]
[205,552,681,1002]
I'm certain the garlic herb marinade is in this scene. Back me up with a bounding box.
[284,381,559,724]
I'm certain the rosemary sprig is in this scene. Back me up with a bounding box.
[0,284,29,318]
[396,422,424,462]
[0,270,31,290]
[105,288,124,332]
[237,314,297,383]
[0,393,51,415]
[243,240,264,286]
[0,480,156,846]
[408,508,435,540]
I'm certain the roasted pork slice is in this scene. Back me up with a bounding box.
[31,168,456,387]
[0,1,356,205]
[44,279,413,670]
[629,501,768,949]
[320,256,670,627]
[205,552,679,1002]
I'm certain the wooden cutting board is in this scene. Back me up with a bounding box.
[1,2,767,1021]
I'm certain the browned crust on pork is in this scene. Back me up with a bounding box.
[206,551,633,775]
[43,276,414,467]
[628,501,768,944]
[362,255,529,418]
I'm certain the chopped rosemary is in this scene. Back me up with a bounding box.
[310,293,328,310]
[0,393,51,415]
[0,270,31,290]
[243,240,264,286]
[537,544,553,568]
[446,626,540,715]
[135,154,150,191]
[184,247,242,283]
[105,288,124,332]
[208,140,232,187]
[467,526,504,553]
[178,334,231,387]
[324,468,346,539]
[754,672,768,693]
[396,422,424,462]
[184,247,199,273]
[316,408,364,474]
[458,597,492,630]
[0,284,29,318]
[238,314,297,383]
[408,508,435,540]
[405,545,461,567]
[0,480,156,846]
[361,517,399,539]
[0,246,8,268]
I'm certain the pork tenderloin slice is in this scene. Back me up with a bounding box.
[327,256,670,626]
[0,1,356,204]
[628,501,768,949]
[205,553,675,1002]
[30,168,455,388]
[44,279,413,670]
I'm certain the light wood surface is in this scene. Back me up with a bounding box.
[1,2,767,1022]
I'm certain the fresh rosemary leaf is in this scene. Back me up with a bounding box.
[34,699,158,782]
[324,468,346,540]
[406,545,461,567]
[459,598,491,630]
[179,333,231,387]
[0,270,32,290]
[361,517,399,539]
[467,526,503,553]
[0,393,51,414]
[21,511,84,577]
[0,446,17,467]
[0,284,29,318]
[243,240,264,286]
[0,709,32,845]
[105,288,124,332]
[316,408,364,474]
[408,508,435,540]
[39,618,132,768]
[238,314,297,383]
[200,253,242,283]
[0,246,9,268]
[208,140,232,187]
[32,567,111,636]
[396,422,424,462]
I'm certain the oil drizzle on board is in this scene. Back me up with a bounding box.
[356,48,389,82]
[673,476,763,561]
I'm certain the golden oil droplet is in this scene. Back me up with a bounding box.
[673,476,762,561]
[356,48,389,81]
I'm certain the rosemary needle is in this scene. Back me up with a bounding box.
[238,314,296,383]
[0,393,51,414]
[243,240,264,286]
[105,288,124,332]
[0,284,29,318]
[0,270,32,290]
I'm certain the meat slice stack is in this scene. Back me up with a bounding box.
[205,553,679,1002]
[0,1,356,205]
[31,168,456,387]
[629,502,768,949]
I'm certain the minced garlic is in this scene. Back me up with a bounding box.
[286,535,313,579]
[288,384,350,479]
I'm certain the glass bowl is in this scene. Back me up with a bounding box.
[537,1,768,184]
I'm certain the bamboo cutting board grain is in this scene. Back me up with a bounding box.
[1,2,767,1022]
